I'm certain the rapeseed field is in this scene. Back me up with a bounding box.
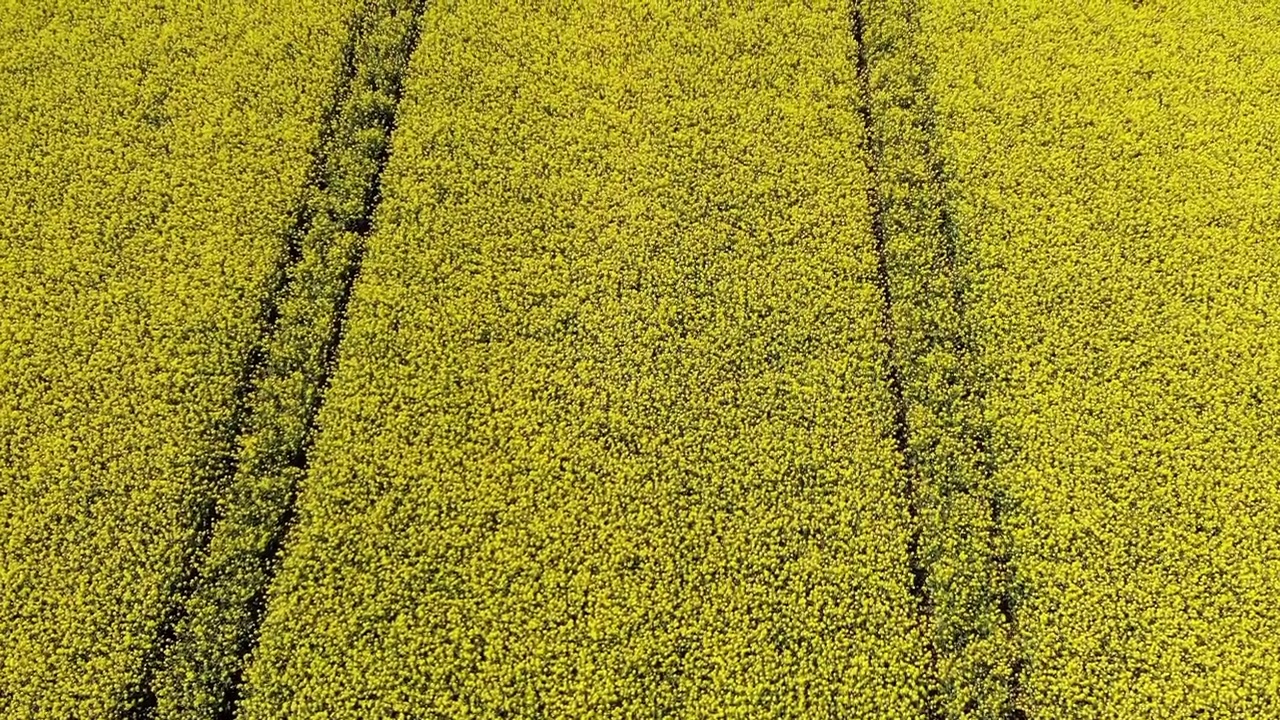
[1,0,1276,718]
[240,0,928,715]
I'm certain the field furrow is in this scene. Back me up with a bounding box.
[149,2,428,718]
[858,0,1017,716]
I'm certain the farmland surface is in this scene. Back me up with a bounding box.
[1,0,1279,719]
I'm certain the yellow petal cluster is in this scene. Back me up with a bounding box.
[0,1,363,715]
[240,1,929,717]
[920,1,1280,716]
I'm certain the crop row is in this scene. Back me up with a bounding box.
[858,0,1016,716]
[0,1,367,716]
[150,1,428,718]
[235,0,930,717]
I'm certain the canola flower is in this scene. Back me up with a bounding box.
[239,0,929,716]
[2,0,1276,717]
[918,0,1280,716]
[0,1,366,716]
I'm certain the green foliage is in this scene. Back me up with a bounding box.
[0,1,364,716]
[237,0,928,717]
[919,0,1280,716]
[151,2,426,718]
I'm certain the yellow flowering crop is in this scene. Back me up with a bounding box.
[916,0,1280,716]
[4,0,1278,717]
[238,0,929,717]
[0,0,365,716]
